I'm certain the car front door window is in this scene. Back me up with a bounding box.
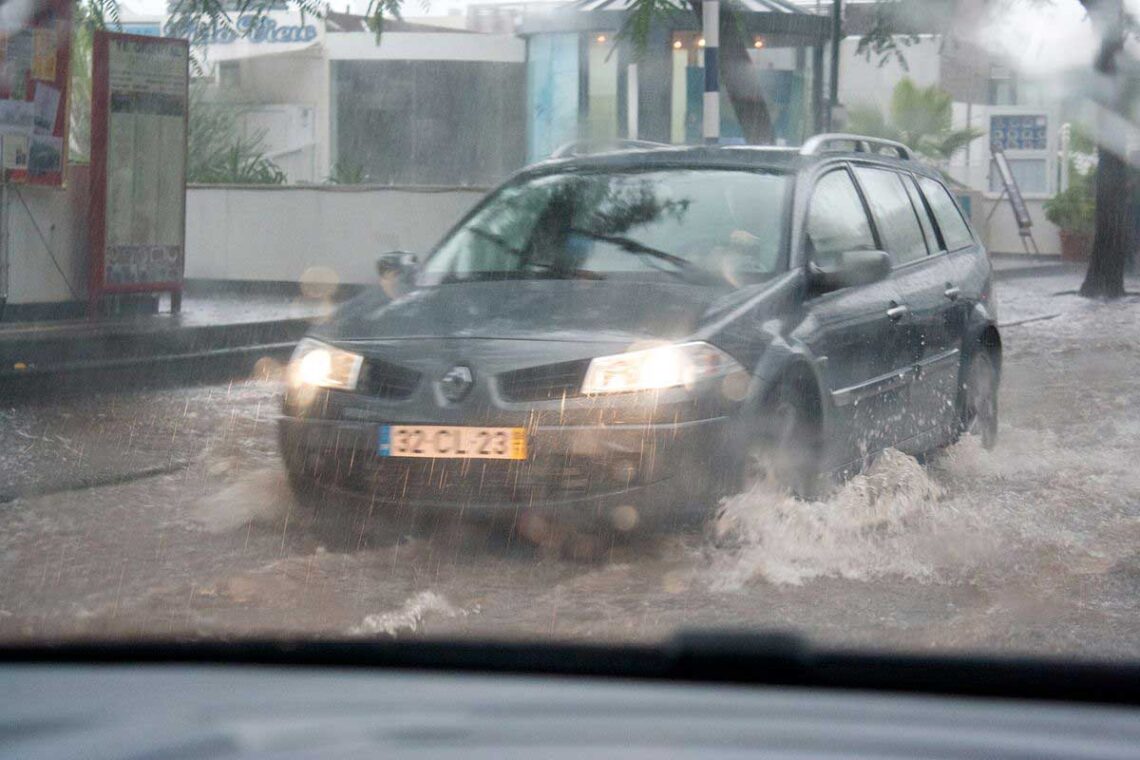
[800,167,910,464]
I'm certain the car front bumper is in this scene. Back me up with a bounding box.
[278,411,734,528]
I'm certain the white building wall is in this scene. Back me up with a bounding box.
[2,182,88,306]
[184,185,486,284]
[325,32,526,62]
[974,197,1061,256]
[235,53,330,182]
[948,102,1063,254]
[838,35,942,113]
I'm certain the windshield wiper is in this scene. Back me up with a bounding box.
[466,226,523,256]
[568,229,715,284]
[439,266,604,284]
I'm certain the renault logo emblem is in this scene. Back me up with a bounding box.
[439,365,474,402]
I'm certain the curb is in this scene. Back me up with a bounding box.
[0,316,309,396]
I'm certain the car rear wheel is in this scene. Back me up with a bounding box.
[740,377,822,500]
[962,350,998,449]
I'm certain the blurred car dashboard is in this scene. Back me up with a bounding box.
[2,635,1140,759]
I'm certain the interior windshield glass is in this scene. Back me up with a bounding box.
[2,0,1140,672]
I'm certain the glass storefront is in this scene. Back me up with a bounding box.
[524,24,820,162]
[333,60,526,186]
[668,31,811,146]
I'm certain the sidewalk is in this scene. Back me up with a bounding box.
[0,291,335,384]
[0,260,1098,389]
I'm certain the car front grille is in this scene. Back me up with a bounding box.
[497,359,591,403]
[359,357,420,400]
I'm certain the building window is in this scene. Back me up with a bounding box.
[587,33,619,142]
[988,157,1048,194]
[218,61,241,89]
[988,65,1015,106]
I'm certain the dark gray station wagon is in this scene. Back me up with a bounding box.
[279,134,1001,532]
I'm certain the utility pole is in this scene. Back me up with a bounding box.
[703,0,720,144]
[828,0,841,130]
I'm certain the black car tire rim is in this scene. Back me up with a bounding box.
[964,351,998,450]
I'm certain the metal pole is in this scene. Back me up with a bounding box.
[828,0,841,130]
[1060,123,1072,192]
[703,0,720,144]
[0,182,8,319]
[811,43,825,134]
[627,63,639,139]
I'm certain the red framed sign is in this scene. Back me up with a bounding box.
[88,32,189,313]
[0,0,72,186]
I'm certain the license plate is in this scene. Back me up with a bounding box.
[379,425,527,460]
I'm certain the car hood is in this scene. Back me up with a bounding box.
[312,279,738,344]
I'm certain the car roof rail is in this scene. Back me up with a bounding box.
[550,138,671,159]
[800,133,912,160]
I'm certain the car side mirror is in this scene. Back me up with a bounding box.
[376,251,418,278]
[810,249,891,292]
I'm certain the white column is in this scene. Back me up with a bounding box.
[702,0,719,143]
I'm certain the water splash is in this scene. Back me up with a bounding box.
[709,449,970,589]
[349,591,471,637]
[191,468,293,533]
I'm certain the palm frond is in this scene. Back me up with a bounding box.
[615,0,689,60]
[852,78,977,164]
[846,104,903,143]
[928,127,984,160]
[365,0,405,41]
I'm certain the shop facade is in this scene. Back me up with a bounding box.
[518,0,829,162]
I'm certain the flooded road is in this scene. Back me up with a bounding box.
[3,274,1140,658]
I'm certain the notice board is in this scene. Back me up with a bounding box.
[0,0,71,186]
[88,32,189,310]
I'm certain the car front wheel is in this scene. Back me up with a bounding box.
[740,377,823,500]
[962,350,999,449]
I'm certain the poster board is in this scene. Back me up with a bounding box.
[0,0,72,186]
[88,32,189,312]
[991,147,1033,231]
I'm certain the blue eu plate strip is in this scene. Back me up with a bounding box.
[378,425,391,456]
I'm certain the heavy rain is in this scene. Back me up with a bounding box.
[1,269,1138,655]
[1,0,1139,664]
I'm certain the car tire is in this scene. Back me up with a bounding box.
[284,462,322,499]
[740,376,823,500]
[961,349,999,450]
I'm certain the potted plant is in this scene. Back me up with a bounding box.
[1045,167,1095,262]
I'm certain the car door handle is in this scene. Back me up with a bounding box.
[886,304,909,321]
[944,286,961,301]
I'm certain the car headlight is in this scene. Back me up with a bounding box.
[287,338,363,390]
[581,341,744,395]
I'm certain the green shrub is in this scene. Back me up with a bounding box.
[1044,168,1095,236]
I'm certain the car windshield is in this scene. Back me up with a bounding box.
[3,0,1140,677]
[423,170,789,285]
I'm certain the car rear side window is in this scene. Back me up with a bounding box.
[902,174,940,252]
[854,166,928,265]
[918,176,974,251]
[806,169,876,267]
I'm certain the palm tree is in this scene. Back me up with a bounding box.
[186,86,287,185]
[846,78,982,163]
